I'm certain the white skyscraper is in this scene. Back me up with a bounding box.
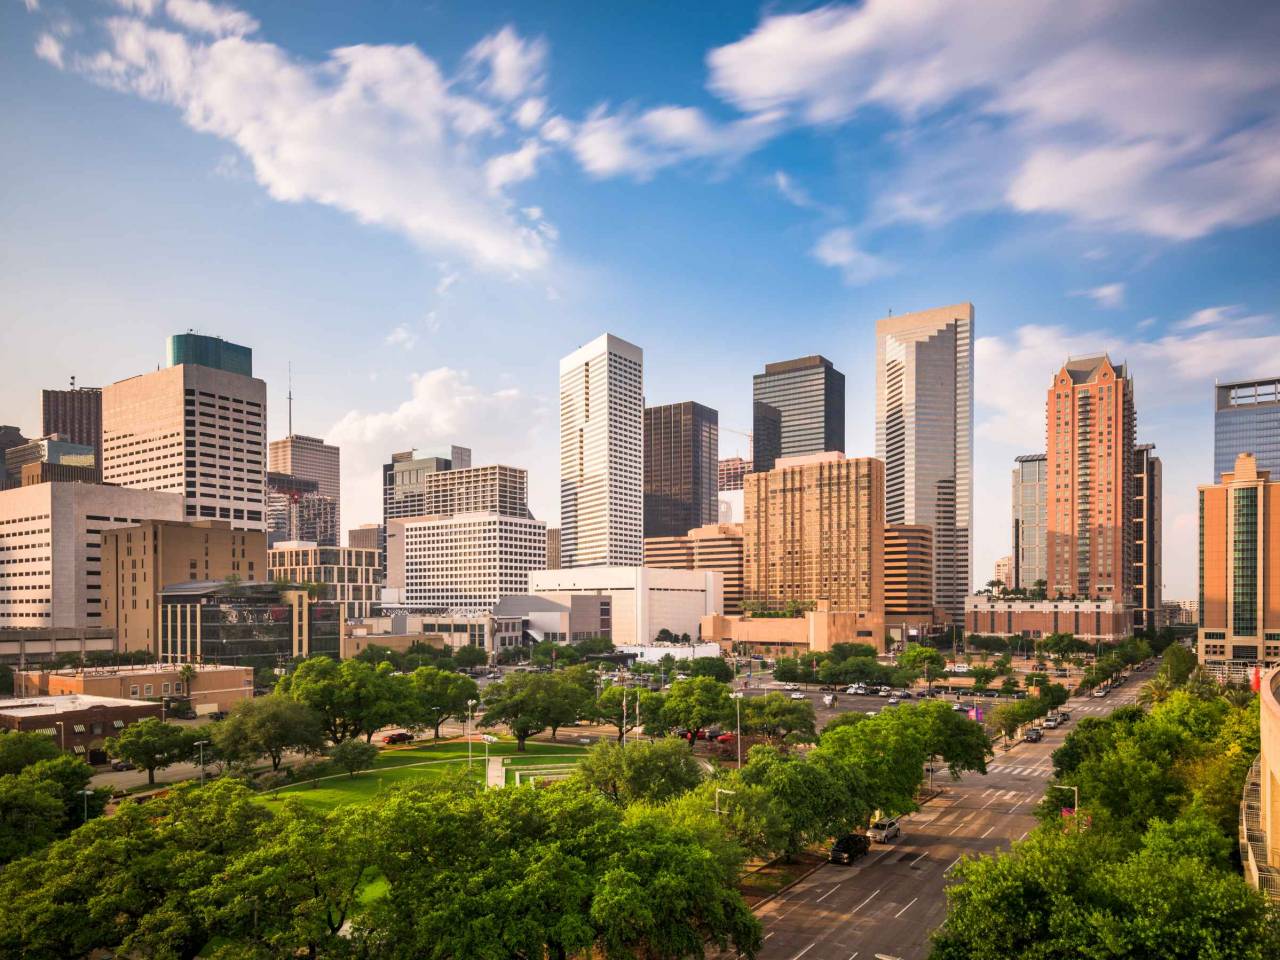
[559,333,644,567]
[875,304,973,622]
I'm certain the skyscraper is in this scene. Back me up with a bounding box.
[1012,453,1048,590]
[1133,443,1163,632]
[751,357,843,470]
[875,303,973,621]
[644,401,719,538]
[1215,376,1280,479]
[42,386,102,470]
[1045,354,1136,602]
[103,335,267,529]
[266,472,339,547]
[718,457,749,492]
[559,334,643,567]
[750,401,783,473]
[269,434,341,543]
[884,524,934,628]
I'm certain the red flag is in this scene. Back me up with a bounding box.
[1252,665,1261,692]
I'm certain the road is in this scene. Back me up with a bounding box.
[743,667,1149,960]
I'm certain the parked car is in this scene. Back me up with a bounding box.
[382,731,413,745]
[789,691,806,701]
[110,759,136,771]
[869,818,901,843]
[1043,716,1060,729]
[878,688,892,697]
[715,732,735,744]
[898,690,914,699]
[1057,710,1072,721]
[886,697,901,706]
[829,833,872,864]
[1024,727,1044,743]
[952,703,968,713]
[1092,688,1109,698]
[784,682,800,691]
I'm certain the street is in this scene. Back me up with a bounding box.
[741,668,1148,960]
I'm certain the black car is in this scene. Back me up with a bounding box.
[829,833,872,864]
[1024,727,1044,743]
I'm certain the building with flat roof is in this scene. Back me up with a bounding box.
[965,595,1133,642]
[1012,453,1048,591]
[884,524,934,638]
[559,334,644,567]
[1133,443,1163,632]
[1198,453,1280,680]
[269,540,382,621]
[167,333,253,377]
[266,472,338,547]
[0,694,163,761]
[545,527,561,569]
[645,522,744,616]
[43,385,102,471]
[269,434,340,540]
[5,436,97,488]
[0,627,115,668]
[644,401,719,539]
[528,566,721,646]
[0,482,183,630]
[16,663,254,715]
[702,600,885,658]
[102,519,267,654]
[718,457,749,493]
[1216,376,1280,480]
[752,357,844,472]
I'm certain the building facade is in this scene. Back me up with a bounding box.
[102,519,267,654]
[1045,355,1136,602]
[103,338,267,530]
[18,663,254,715]
[643,401,719,539]
[269,434,341,537]
[743,452,884,622]
[5,436,97,488]
[166,333,253,376]
[994,555,1013,589]
[1198,454,1280,680]
[718,457,749,492]
[545,526,561,569]
[0,482,182,630]
[0,695,163,762]
[752,357,844,472]
[42,386,102,471]
[266,472,339,547]
[702,600,885,658]
[1242,667,1280,903]
[884,524,934,625]
[875,304,973,622]
[1216,376,1280,479]
[1133,444,1163,632]
[645,522,745,616]
[559,334,644,567]
[965,595,1133,641]
[269,540,382,621]
[384,455,525,524]
[1012,453,1048,590]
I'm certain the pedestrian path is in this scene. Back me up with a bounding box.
[986,763,1051,778]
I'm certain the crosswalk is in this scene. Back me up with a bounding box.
[986,763,1051,778]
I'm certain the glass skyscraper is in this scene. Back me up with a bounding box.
[643,401,719,538]
[1215,377,1280,480]
[751,356,844,471]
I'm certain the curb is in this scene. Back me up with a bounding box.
[745,857,829,910]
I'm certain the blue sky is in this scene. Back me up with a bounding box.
[4,0,1280,599]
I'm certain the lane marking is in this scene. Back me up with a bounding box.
[894,897,919,919]
[847,954,859,960]
[944,855,962,873]
[980,826,995,839]
[816,882,843,903]
[852,889,881,913]
[764,932,774,941]
[1018,830,1029,841]
[910,851,928,865]
[790,943,817,960]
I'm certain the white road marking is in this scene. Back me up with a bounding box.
[847,953,859,960]
[816,882,842,903]
[910,851,928,864]
[980,826,995,838]
[894,897,918,918]
[944,855,962,873]
[852,889,881,913]
[764,932,775,941]
[790,943,816,960]
[1018,830,1029,841]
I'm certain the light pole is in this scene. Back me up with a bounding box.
[1051,784,1080,821]
[467,699,478,767]
[731,692,744,767]
[481,733,498,785]
[194,739,209,786]
[79,787,94,824]
[715,787,736,815]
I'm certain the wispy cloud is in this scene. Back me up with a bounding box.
[384,324,418,349]
[1073,282,1125,308]
[810,228,894,285]
[1176,304,1273,331]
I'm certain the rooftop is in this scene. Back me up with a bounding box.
[0,693,152,717]
[18,663,249,678]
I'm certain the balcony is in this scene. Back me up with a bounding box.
[1240,755,1280,902]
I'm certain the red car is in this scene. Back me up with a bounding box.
[382,731,413,745]
[715,732,735,744]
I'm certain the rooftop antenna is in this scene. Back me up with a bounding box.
[287,361,293,437]
[70,375,76,390]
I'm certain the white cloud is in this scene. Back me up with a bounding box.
[774,171,814,209]
[485,138,544,193]
[58,13,552,270]
[23,0,41,13]
[810,228,894,284]
[465,25,546,102]
[539,115,572,143]
[514,97,545,129]
[434,270,458,296]
[112,0,161,14]
[34,33,63,68]
[384,324,418,349]
[1074,282,1125,308]
[1176,304,1273,331]
[164,0,257,37]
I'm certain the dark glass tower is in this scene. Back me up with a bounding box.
[643,401,719,538]
[1215,377,1280,480]
[751,356,845,471]
[42,386,102,469]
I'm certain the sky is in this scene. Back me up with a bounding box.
[3,0,1280,600]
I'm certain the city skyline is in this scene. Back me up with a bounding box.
[5,2,1280,598]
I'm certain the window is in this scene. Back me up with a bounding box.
[130,684,139,697]
[144,683,154,696]
[174,681,183,694]
[162,682,171,695]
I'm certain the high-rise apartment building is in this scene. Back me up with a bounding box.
[0,483,182,629]
[42,386,102,470]
[1133,444,1163,632]
[751,358,843,472]
[269,434,340,539]
[559,334,643,567]
[875,303,973,621]
[883,524,934,627]
[103,335,267,530]
[1197,453,1280,680]
[743,452,883,622]
[546,527,561,569]
[1215,376,1280,479]
[645,523,745,615]
[269,541,381,621]
[266,472,338,547]
[1012,454,1048,591]
[644,401,719,539]
[1045,354,1136,602]
[718,457,749,492]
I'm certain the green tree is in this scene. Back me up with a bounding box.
[595,683,654,742]
[277,656,412,743]
[211,695,326,771]
[741,691,817,744]
[574,738,704,804]
[1159,643,1198,685]
[0,730,60,776]
[104,717,194,785]
[911,700,991,778]
[407,665,479,739]
[989,702,1025,745]
[969,666,998,690]
[0,776,62,864]
[899,643,946,690]
[452,644,488,669]
[661,676,732,740]
[818,708,928,817]
[330,738,379,778]
[19,754,108,826]
[1139,673,1175,706]
[480,672,589,750]
[688,656,734,682]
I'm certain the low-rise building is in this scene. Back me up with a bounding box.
[701,599,885,659]
[884,524,935,643]
[269,540,382,620]
[493,594,612,645]
[342,610,525,661]
[645,523,744,615]
[964,595,1133,642]
[0,694,162,763]
[16,663,254,715]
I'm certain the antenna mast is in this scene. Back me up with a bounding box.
[287,361,293,436]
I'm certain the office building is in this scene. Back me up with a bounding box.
[17,663,254,716]
[559,334,644,567]
[42,385,102,470]
[752,358,843,472]
[875,304,973,621]
[0,695,163,762]
[0,425,27,458]
[1012,454,1048,590]
[349,523,382,550]
[1216,376,1280,479]
[0,628,115,670]
[103,335,267,529]
[387,512,547,615]
[0,482,182,630]
[383,449,521,522]
[644,401,719,538]
[528,566,721,646]
[266,472,339,547]
[157,579,341,666]
[1197,453,1280,680]
[269,434,340,538]
[702,599,885,658]
[1242,666,1280,903]
[1133,444,1163,632]
[493,594,612,645]
[546,527,561,569]
[5,436,97,488]
[743,452,884,624]
[965,595,1133,642]
[718,457,749,492]
[884,524,934,629]
[994,556,1013,589]
[645,523,745,616]
[1045,354,1136,602]
[102,519,267,654]
[269,540,382,621]
[1163,599,1199,626]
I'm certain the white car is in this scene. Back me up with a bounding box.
[869,818,901,842]
[790,691,806,701]
[784,682,800,691]
[886,697,901,706]
[878,688,891,697]
[950,664,971,674]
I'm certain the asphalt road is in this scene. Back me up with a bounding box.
[741,667,1149,960]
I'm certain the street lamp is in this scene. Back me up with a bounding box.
[466,699,478,767]
[1051,784,1080,821]
[194,739,210,786]
[730,692,744,767]
[715,787,736,815]
[79,787,94,824]
[481,733,498,785]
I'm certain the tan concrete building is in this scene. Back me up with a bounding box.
[993,555,1013,589]
[269,434,341,535]
[16,663,254,715]
[1198,454,1280,679]
[102,519,267,654]
[743,452,884,620]
[1242,666,1280,902]
[269,540,382,620]
[645,523,745,615]
[884,524,934,639]
[1046,354,1136,601]
[965,595,1133,642]
[0,482,182,630]
[702,600,885,658]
